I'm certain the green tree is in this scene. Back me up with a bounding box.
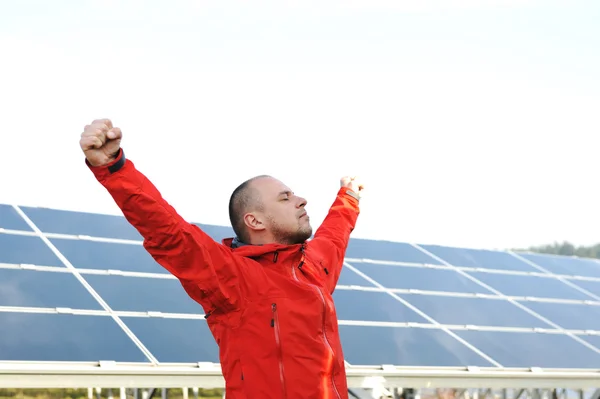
[517,241,600,259]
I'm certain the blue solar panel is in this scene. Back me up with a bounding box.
[332,290,428,323]
[568,279,600,297]
[517,252,600,279]
[453,330,600,368]
[419,244,539,272]
[0,204,32,231]
[399,295,549,328]
[84,274,201,314]
[0,312,148,362]
[3,202,600,372]
[50,238,165,274]
[121,317,220,363]
[581,335,600,351]
[466,271,594,301]
[349,262,490,294]
[337,265,375,286]
[345,238,443,264]
[522,302,600,331]
[20,206,143,240]
[338,325,496,367]
[193,223,235,243]
[0,234,64,267]
[0,268,101,310]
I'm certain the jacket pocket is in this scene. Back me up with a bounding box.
[239,357,245,382]
[271,303,287,398]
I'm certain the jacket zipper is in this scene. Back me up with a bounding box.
[315,287,342,399]
[292,246,342,399]
[271,303,287,398]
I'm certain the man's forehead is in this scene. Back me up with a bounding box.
[253,176,292,195]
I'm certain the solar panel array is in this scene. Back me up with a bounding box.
[1,203,600,370]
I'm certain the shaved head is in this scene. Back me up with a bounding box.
[228,175,270,243]
[228,175,312,246]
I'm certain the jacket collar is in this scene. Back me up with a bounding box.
[221,236,304,258]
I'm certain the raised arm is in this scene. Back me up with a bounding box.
[80,119,253,315]
[308,177,362,293]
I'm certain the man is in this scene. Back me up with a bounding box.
[80,119,363,399]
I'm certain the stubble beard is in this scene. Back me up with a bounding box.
[270,218,313,245]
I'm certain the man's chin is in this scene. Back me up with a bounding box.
[294,228,313,244]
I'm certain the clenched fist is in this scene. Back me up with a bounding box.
[340,176,364,199]
[80,119,122,167]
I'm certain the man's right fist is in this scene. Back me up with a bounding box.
[340,176,364,198]
[80,118,122,167]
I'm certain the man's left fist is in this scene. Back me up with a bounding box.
[340,176,364,198]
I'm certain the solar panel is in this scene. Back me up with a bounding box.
[452,330,600,368]
[348,261,490,293]
[518,252,600,278]
[0,234,64,266]
[50,238,165,273]
[570,279,600,297]
[345,238,444,264]
[19,205,142,240]
[464,271,593,300]
[0,268,101,310]
[2,203,600,375]
[122,317,220,363]
[83,274,200,314]
[333,290,429,323]
[337,325,496,367]
[0,312,148,362]
[417,244,542,272]
[0,204,33,232]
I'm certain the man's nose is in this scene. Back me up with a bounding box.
[297,197,307,208]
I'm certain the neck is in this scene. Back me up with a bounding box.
[248,235,278,246]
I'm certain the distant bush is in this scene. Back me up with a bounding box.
[517,241,600,259]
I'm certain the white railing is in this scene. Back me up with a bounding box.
[1,361,599,390]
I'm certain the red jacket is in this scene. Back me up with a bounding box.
[88,149,361,399]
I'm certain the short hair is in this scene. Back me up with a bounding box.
[228,175,270,243]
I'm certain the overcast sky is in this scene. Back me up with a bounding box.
[1,0,599,250]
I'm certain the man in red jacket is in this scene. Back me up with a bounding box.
[80,119,363,399]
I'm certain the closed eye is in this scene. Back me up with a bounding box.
[278,190,293,200]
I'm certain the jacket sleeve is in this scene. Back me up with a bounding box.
[86,149,250,315]
[308,186,360,293]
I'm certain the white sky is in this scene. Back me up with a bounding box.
[1,0,599,250]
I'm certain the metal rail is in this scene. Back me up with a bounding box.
[1,361,599,389]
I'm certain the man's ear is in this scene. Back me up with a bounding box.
[244,212,266,232]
